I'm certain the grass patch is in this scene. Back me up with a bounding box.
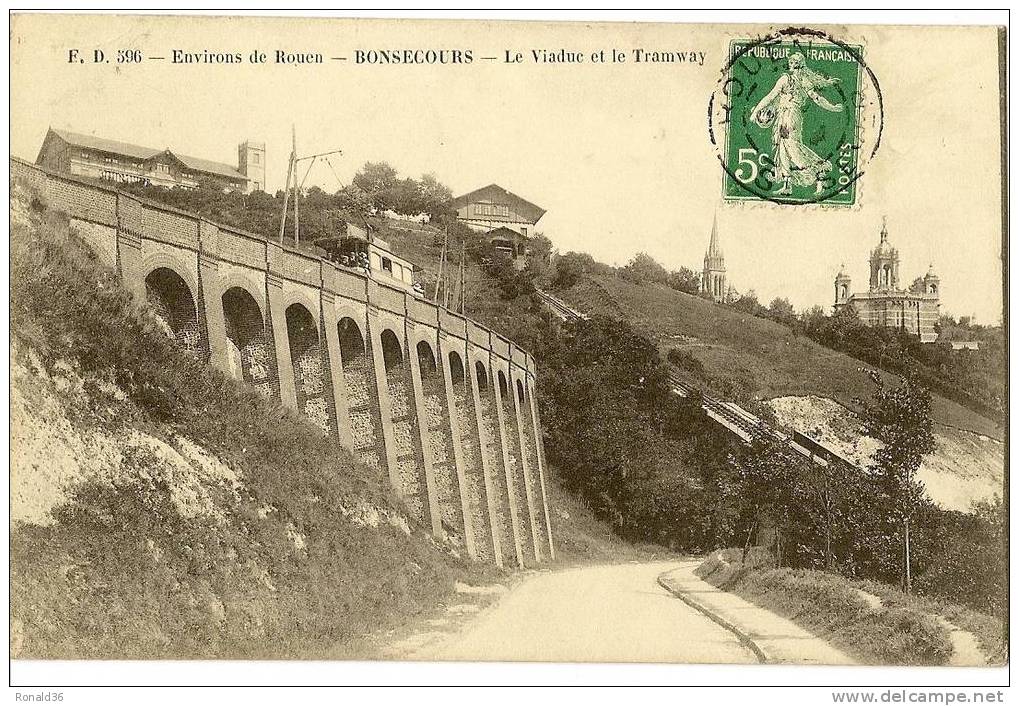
[857,579,1007,665]
[697,550,960,666]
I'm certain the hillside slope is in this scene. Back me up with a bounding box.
[555,275,1004,513]
[562,275,1002,439]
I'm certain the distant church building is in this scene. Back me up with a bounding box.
[701,214,729,302]
[834,219,940,343]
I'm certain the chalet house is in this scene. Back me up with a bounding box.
[35,128,265,194]
[451,184,546,263]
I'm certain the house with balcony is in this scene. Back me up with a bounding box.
[451,183,546,264]
[35,128,265,193]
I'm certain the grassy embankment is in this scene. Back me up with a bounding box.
[695,549,1005,666]
[560,275,1002,439]
[8,190,639,659]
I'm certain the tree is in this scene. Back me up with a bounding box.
[621,252,670,285]
[667,267,701,295]
[552,251,596,290]
[386,177,423,215]
[767,297,797,326]
[736,438,798,566]
[800,305,827,337]
[336,184,372,221]
[732,289,762,315]
[352,162,398,213]
[524,234,554,282]
[419,173,453,221]
[860,370,936,593]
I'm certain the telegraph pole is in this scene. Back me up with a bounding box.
[434,225,448,302]
[278,126,296,243]
[278,124,343,246]
[459,239,467,315]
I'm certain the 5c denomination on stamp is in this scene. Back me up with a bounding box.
[709,27,883,207]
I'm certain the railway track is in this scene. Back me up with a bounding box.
[537,286,862,473]
[535,288,590,322]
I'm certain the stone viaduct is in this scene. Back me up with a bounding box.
[11,157,554,568]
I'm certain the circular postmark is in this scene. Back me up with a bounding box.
[708,27,884,207]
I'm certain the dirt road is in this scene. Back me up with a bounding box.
[410,561,758,664]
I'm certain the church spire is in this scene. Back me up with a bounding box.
[706,212,723,257]
[702,212,727,302]
[880,215,888,244]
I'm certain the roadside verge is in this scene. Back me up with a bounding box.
[658,561,858,666]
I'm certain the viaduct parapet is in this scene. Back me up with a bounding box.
[11,157,554,568]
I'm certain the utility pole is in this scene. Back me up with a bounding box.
[449,239,462,312]
[277,124,343,246]
[459,239,467,315]
[293,128,299,245]
[433,225,448,303]
[278,126,296,243]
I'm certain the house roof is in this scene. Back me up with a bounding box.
[48,128,246,181]
[451,183,546,223]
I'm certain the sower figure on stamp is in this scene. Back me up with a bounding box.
[751,52,844,196]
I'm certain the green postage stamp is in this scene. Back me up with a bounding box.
[709,29,882,207]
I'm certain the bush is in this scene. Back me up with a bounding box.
[667,348,706,377]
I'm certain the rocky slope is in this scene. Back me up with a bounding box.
[767,395,1004,513]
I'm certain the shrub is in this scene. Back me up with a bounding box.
[667,348,706,378]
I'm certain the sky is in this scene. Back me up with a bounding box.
[10,16,1005,324]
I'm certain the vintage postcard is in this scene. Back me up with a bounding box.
[7,11,1008,691]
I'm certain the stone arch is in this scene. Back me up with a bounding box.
[515,371,549,561]
[337,316,382,472]
[448,350,465,384]
[497,366,533,564]
[416,338,463,540]
[473,355,516,566]
[417,340,438,378]
[446,347,492,560]
[378,326,429,525]
[338,316,365,362]
[381,328,404,372]
[144,266,204,358]
[286,302,329,433]
[218,269,264,306]
[222,286,274,395]
[475,360,489,391]
[279,288,321,322]
[140,252,201,303]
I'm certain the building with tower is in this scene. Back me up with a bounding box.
[701,213,728,302]
[833,218,940,343]
[36,128,265,193]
